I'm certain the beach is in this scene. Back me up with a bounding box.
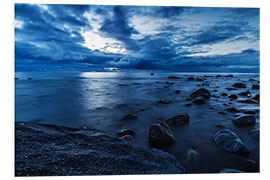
[15,71,260,175]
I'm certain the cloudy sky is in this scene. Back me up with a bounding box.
[15,4,259,72]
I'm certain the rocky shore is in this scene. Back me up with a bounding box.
[15,122,186,176]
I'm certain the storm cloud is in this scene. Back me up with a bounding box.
[15,4,259,72]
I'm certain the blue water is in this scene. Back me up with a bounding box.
[15,71,260,173]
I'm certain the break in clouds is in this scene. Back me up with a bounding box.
[15,4,259,72]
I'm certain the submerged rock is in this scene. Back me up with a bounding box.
[249,128,259,139]
[226,88,237,91]
[233,115,255,126]
[175,90,181,94]
[186,149,200,170]
[187,77,195,81]
[221,93,228,96]
[232,83,246,88]
[226,107,240,113]
[168,76,179,79]
[252,84,260,90]
[238,99,258,104]
[121,114,138,120]
[214,129,250,154]
[166,113,190,125]
[219,168,246,173]
[15,122,186,176]
[149,122,175,148]
[228,94,238,99]
[116,129,136,137]
[158,99,172,104]
[150,73,154,75]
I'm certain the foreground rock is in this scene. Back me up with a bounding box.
[214,129,250,154]
[166,113,190,125]
[189,88,211,104]
[15,122,185,176]
[233,115,255,126]
[149,122,175,148]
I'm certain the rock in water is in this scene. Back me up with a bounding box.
[249,128,259,139]
[121,114,138,120]
[228,94,238,99]
[252,94,260,102]
[233,115,255,126]
[149,122,175,147]
[158,99,172,104]
[238,99,258,104]
[232,83,246,88]
[166,113,190,125]
[219,169,246,173]
[214,129,250,154]
[226,107,240,113]
[187,77,195,81]
[116,129,136,137]
[190,88,211,99]
[186,149,200,170]
[192,97,206,104]
[252,84,260,90]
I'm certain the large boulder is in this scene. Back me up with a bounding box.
[190,88,211,99]
[149,122,175,147]
[233,115,255,126]
[166,113,190,125]
[214,129,250,154]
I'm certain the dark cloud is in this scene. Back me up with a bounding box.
[15,4,259,72]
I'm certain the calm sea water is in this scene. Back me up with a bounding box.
[15,71,260,173]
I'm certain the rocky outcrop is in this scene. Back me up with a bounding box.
[233,115,255,126]
[15,122,186,176]
[166,113,190,125]
[214,129,250,154]
[149,122,175,147]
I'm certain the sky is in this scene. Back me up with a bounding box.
[14,4,260,72]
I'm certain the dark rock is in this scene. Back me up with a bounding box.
[166,113,190,125]
[249,128,259,139]
[226,88,237,91]
[212,95,219,98]
[226,107,240,113]
[228,94,238,99]
[149,122,175,147]
[150,73,154,75]
[204,75,213,78]
[15,122,186,176]
[186,97,192,101]
[210,106,214,109]
[185,103,192,107]
[190,88,211,99]
[238,99,258,104]
[168,76,179,79]
[214,129,250,154]
[118,84,129,87]
[218,112,227,115]
[158,99,172,104]
[116,129,136,137]
[165,81,174,85]
[213,89,218,92]
[223,103,229,106]
[225,75,234,77]
[121,114,138,120]
[249,78,256,81]
[244,110,256,114]
[192,97,206,105]
[215,123,227,128]
[175,90,181,94]
[232,83,246,88]
[251,94,260,102]
[238,91,251,96]
[219,169,245,173]
[27,78,32,80]
[233,115,255,126]
[15,77,19,80]
[252,84,260,90]
[187,77,195,81]
[216,75,222,78]
[221,93,228,96]
[196,77,204,81]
